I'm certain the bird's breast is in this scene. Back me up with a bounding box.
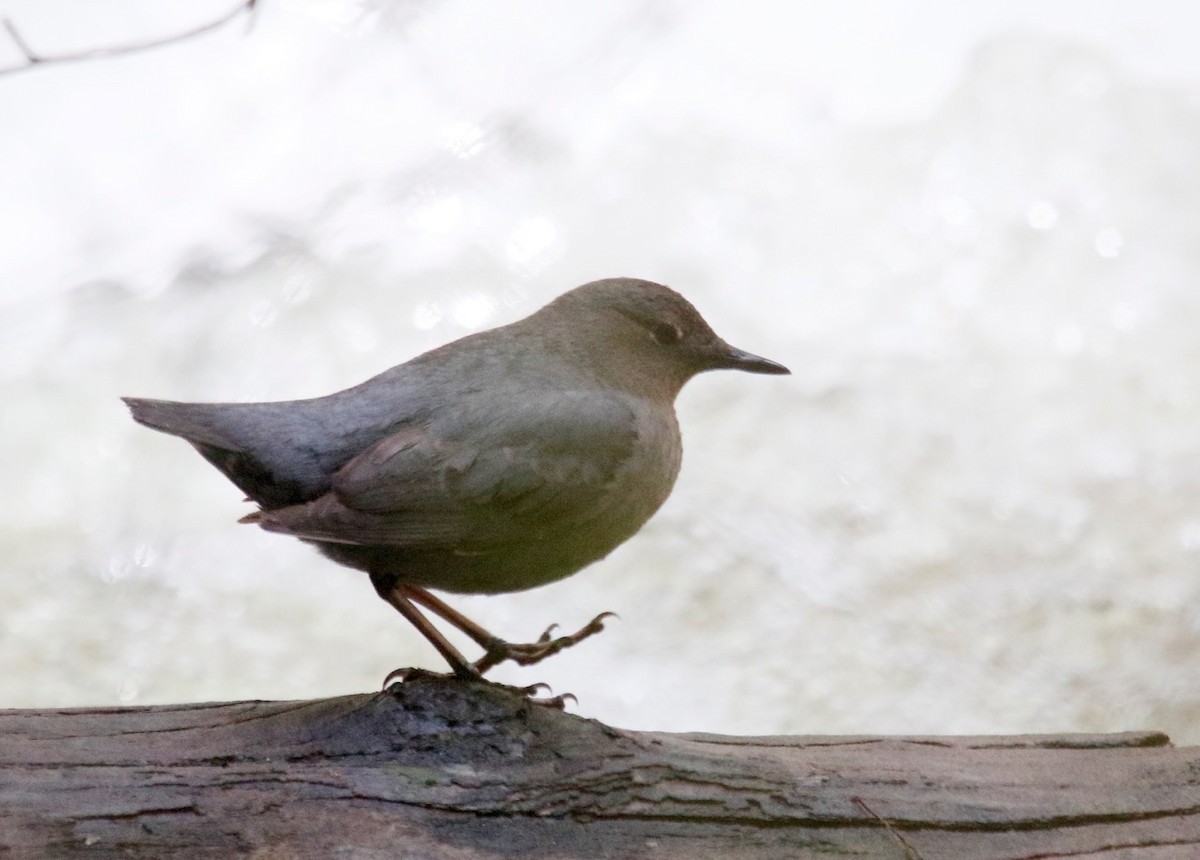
[572,398,682,551]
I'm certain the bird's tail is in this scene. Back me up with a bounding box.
[121,397,243,450]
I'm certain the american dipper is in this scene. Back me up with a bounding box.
[124,277,789,684]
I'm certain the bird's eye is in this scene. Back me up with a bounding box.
[652,322,682,346]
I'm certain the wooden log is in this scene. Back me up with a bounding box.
[2,677,1197,858]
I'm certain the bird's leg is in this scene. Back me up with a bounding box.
[373,582,576,708]
[404,586,617,675]
[371,579,480,681]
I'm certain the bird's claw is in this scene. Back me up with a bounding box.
[494,681,576,709]
[380,669,574,709]
[473,610,618,674]
[531,690,577,710]
[382,665,414,687]
[507,682,576,709]
[382,665,477,687]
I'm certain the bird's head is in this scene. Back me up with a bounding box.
[536,277,789,398]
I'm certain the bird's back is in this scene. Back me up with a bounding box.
[121,318,596,510]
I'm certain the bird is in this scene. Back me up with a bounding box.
[123,277,789,686]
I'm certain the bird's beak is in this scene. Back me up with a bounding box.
[714,343,791,375]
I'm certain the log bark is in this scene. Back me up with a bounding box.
[2,677,1198,859]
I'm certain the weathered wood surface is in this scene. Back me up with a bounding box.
[2,678,1198,859]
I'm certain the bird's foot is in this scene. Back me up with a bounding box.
[382,665,474,687]
[473,611,617,674]
[381,666,575,709]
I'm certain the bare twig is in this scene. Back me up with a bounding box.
[0,0,257,78]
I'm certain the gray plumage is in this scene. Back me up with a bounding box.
[124,277,788,679]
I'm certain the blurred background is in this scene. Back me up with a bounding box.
[2,0,1200,741]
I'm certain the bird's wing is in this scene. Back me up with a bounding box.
[247,391,640,551]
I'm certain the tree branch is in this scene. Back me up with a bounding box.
[0,0,257,78]
[2,677,1198,858]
